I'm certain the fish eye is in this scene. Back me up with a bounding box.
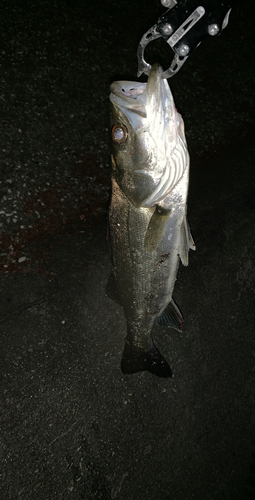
[111,124,127,144]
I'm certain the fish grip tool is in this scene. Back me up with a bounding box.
[137,0,235,79]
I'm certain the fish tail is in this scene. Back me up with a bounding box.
[121,339,172,378]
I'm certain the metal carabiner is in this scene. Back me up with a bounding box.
[137,0,234,79]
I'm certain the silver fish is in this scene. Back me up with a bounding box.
[108,64,195,378]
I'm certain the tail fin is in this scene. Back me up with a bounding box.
[121,339,172,378]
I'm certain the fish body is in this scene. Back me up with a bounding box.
[108,64,195,377]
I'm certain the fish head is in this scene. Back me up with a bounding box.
[109,64,188,208]
[110,80,151,203]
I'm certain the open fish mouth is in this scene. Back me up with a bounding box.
[110,81,147,101]
[110,80,148,128]
[109,64,176,131]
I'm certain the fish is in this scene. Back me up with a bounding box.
[108,63,195,378]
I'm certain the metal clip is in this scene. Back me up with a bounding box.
[137,25,162,78]
[137,0,235,79]
[137,6,205,79]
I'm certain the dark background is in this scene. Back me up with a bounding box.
[0,0,255,499]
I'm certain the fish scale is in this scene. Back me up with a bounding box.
[108,64,195,377]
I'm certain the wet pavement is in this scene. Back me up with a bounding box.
[1,1,255,499]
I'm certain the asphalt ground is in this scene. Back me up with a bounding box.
[1,0,255,499]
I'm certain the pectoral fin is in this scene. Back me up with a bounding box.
[144,205,171,252]
[179,215,196,266]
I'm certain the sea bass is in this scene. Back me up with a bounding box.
[108,64,195,378]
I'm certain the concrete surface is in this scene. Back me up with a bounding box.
[1,0,255,499]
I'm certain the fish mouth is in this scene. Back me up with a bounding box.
[110,64,168,122]
[110,81,147,102]
[110,79,148,128]
[109,64,174,131]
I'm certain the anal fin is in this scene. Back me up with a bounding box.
[179,214,196,266]
[156,298,184,332]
